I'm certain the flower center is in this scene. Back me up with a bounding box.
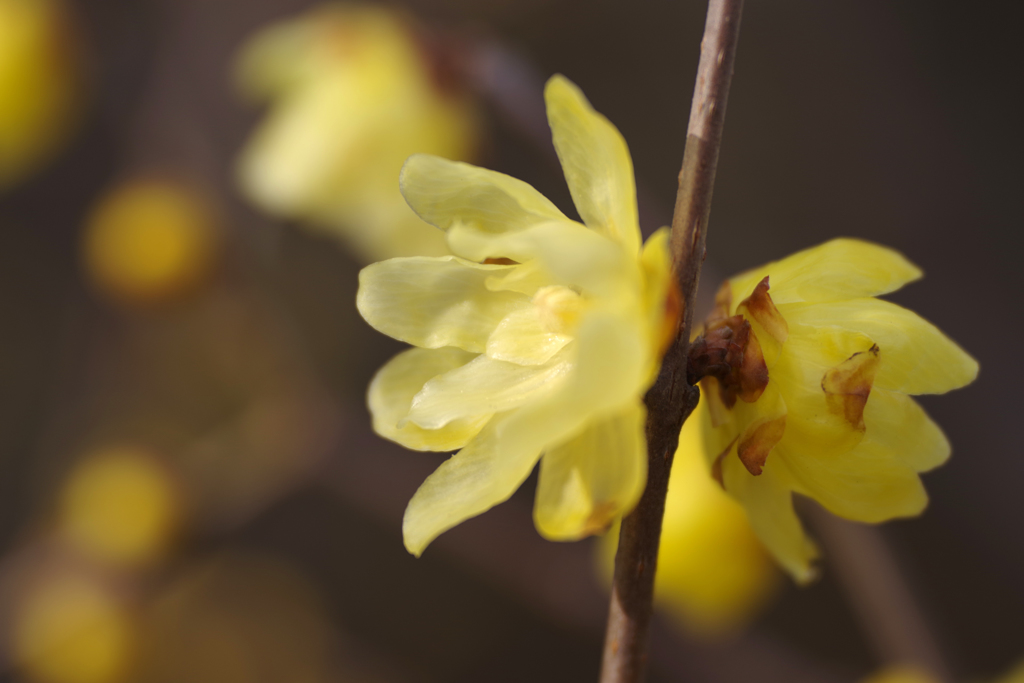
[532,285,582,336]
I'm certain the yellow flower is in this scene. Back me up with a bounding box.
[236,4,479,261]
[0,0,81,189]
[358,75,674,555]
[696,239,978,581]
[599,400,778,638]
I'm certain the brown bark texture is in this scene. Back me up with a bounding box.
[599,1,744,682]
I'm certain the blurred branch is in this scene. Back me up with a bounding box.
[808,506,952,682]
[602,2,744,682]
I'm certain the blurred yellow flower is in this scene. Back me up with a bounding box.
[0,0,82,189]
[859,665,939,683]
[359,75,674,555]
[995,659,1024,683]
[58,447,181,567]
[696,239,978,581]
[600,400,778,638]
[14,573,133,683]
[137,553,340,683]
[236,4,479,261]
[82,178,219,307]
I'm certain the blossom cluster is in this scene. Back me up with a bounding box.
[359,75,674,554]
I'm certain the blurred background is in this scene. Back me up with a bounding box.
[0,0,1020,682]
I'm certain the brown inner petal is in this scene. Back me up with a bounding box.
[821,345,881,432]
[737,276,789,343]
[691,315,769,407]
[737,414,787,476]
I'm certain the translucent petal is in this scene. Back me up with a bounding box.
[485,306,573,365]
[368,347,490,451]
[728,239,923,307]
[238,80,364,216]
[235,14,320,98]
[403,305,647,555]
[403,411,542,556]
[771,325,875,455]
[720,453,818,583]
[780,299,979,395]
[640,227,675,359]
[447,220,634,297]
[861,388,950,472]
[544,75,641,254]
[406,349,571,429]
[533,403,647,540]
[400,154,567,234]
[484,260,553,297]
[774,443,927,523]
[357,256,528,352]
[658,406,778,636]
[490,305,649,479]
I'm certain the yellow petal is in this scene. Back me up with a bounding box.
[774,443,927,523]
[655,404,778,637]
[368,347,490,451]
[544,75,641,254]
[357,256,528,352]
[235,12,320,99]
[720,453,818,583]
[403,410,542,556]
[640,228,675,358]
[485,306,573,365]
[484,260,553,297]
[861,388,950,472]
[400,154,568,234]
[771,325,875,455]
[407,349,571,429]
[502,305,649,459]
[447,219,634,298]
[402,304,649,555]
[781,298,978,395]
[728,239,923,307]
[237,77,362,217]
[534,404,646,540]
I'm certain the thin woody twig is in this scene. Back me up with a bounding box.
[599,2,744,682]
[808,506,952,683]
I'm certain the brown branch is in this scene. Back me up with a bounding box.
[807,506,953,683]
[599,2,744,682]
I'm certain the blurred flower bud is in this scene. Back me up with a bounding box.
[0,0,83,189]
[82,179,220,307]
[600,400,778,638]
[58,447,181,568]
[13,573,133,683]
[236,4,480,261]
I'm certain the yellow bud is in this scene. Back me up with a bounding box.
[59,447,180,567]
[14,574,133,683]
[82,179,219,307]
[599,401,778,638]
[0,0,82,188]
